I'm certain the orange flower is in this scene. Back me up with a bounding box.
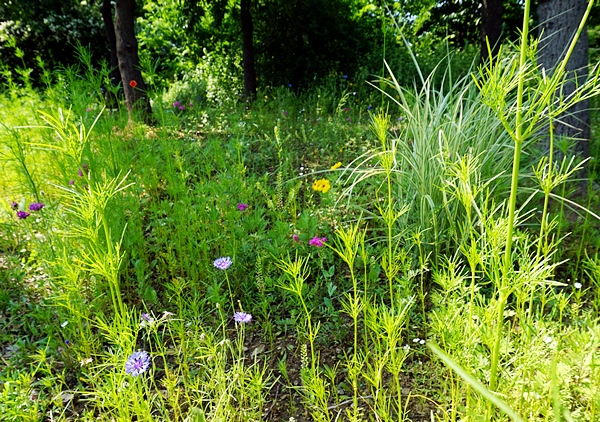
[129,80,137,88]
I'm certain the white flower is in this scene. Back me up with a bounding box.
[574,282,582,289]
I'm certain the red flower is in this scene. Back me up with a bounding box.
[129,80,137,88]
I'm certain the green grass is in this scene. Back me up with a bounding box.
[1,35,600,421]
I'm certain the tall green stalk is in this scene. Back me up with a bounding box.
[489,0,531,396]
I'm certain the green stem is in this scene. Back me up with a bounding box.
[490,0,531,396]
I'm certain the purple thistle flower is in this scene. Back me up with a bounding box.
[233,312,252,323]
[309,236,327,247]
[78,168,84,177]
[292,234,300,243]
[29,202,44,212]
[125,351,151,376]
[214,256,232,270]
[10,201,18,210]
[173,101,180,107]
[69,180,75,185]
[237,203,249,211]
[17,211,30,219]
[179,105,185,110]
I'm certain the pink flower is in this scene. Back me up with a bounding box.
[237,203,249,211]
[309,236,327,247]
[292,234,300,243]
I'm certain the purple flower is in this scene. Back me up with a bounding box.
[179,105,185,110]
[17,211,30,219]
[78,168,84,177]
[237,203,249,211]
[69,180,75,185]
[233,312,252,323]
[125,351,151,376]
[292,234,300,243]
[141,313,151,322]
[367,105,372,110]
[214,256,232,270]
[10,201,18,210]
[309,236,327,247]
[173,101,180,107]
[283,111,288,115]
[343,107,350,112]
[29,202,44,212]
[346,118,352,122]
[343,75,348,79]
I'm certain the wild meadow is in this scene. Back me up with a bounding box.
[2,7,600,422]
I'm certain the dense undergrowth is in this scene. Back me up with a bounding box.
[2,20,600,422]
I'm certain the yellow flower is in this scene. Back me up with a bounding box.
[312,178,331,193]
[330,161,342,170]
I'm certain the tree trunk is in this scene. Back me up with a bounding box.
[114,0,152,123]
[480,0,503,61]
[100,0,121,108]
[538,0,590,158]
[241,0,257,100]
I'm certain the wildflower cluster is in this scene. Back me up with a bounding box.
[12,200,45,219]
[312,178,331,193]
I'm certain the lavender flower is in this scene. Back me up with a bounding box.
[29,202,44,212]
[309,236,327,247]
[17,211,30,219]
[173,101,180,107]
[233,312,252,323]
[10,201,18,210]
[125,351,151,376]
[213,256,232,270]
[237,203,249,211]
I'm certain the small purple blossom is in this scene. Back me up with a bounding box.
[179,105,185,110]
[65,340,72,346]
[367,105,372,110]
[173,101,180,107]
[343,75,348,79]
[233,312,252,323]
[346,118,352,122]
[78,168,84,177]
[214,256,232,270]
[141,313,151,322]
[69,180,75,185]
[343,107,350,112]
[237,203,249,211]
[283,111,288,115]
[292,234,300,243]
[17,211,30,219]
[86,107,91,112]
[29,202,44,212]
[125,351,151,376]
[309,236,327,247]
[10,201,18,210]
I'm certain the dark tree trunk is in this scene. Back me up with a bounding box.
[100,0,121,108]
[114,0,152,123]
[241,0,257,100]
[480,0,503,61]
[538,0,590,158]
